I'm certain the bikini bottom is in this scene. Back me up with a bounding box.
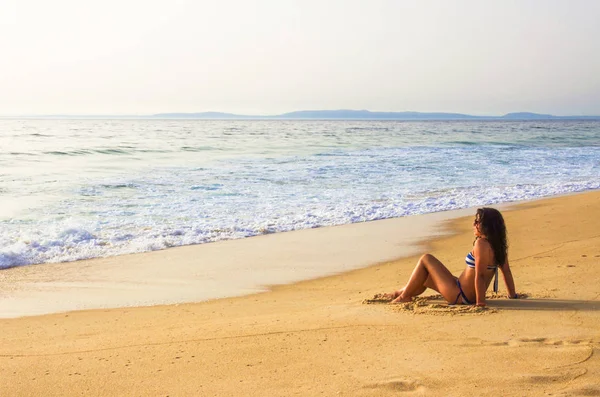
[452,279,473,305]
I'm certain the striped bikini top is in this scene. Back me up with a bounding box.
[465,252,499,293]
[465,252,497,270]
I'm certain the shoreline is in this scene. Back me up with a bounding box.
[0,190,594,319]
[0,205,474,318]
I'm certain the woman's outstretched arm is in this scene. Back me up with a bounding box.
[500,260,517,298]
[473,239,493,306]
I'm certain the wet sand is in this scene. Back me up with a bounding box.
[0,208,475,318]
[1,191,599,396]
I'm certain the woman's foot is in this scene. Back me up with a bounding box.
[379,289,403,300]
[391,294,412,304]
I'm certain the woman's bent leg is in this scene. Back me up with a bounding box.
[392,254,460,303]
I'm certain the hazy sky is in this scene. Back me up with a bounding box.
[1,0,599,115]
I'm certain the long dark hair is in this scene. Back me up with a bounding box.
[475,207,508,266]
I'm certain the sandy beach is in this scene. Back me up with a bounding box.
[1,191,600,396]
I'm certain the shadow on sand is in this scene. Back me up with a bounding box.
[490,298,600,311]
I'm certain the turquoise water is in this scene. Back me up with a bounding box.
[1,119,599,268]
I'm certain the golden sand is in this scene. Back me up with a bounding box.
[1,191,599,396]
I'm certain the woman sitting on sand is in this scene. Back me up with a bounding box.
[386,207,518,307]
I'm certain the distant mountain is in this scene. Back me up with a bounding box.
[501,112,556,119]
[149,110,600,120]
[499,112,600,120]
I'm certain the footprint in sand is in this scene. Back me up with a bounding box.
[364,379,423,392]
[505,337,590,347]
[570,385,600,396]
[480,337,591,349]
[518,337,547,343]
[521,368,587,385]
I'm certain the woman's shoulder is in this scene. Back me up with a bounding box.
[473,237,493,250]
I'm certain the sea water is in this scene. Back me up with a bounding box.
[1,119,599,269]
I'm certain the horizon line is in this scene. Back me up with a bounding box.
[1,109,600,119]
